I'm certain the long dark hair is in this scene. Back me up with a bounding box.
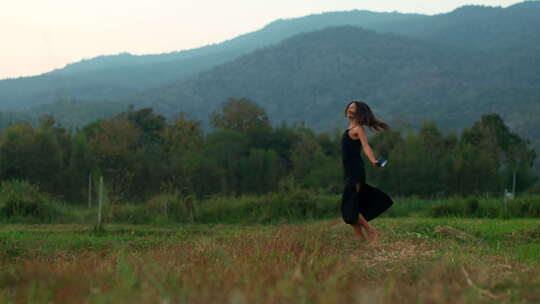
[344,101,389,132]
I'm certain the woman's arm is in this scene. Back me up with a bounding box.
[356,126,378,165]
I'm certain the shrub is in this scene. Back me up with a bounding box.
[465,199,479,215]
[0,180,65,222]
[431,204,460,217]
[145,193,192,222]
[196,186,338,224]
[109,192,193,224]
[514,196,540,217]
[525,183,540,194]
[109,204,150,224]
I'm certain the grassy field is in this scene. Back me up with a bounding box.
[1,217,539,303]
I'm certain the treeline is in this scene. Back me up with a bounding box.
[0,97,537,205]
[122,25,540,153]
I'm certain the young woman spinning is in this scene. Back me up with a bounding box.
[341,101,389,243]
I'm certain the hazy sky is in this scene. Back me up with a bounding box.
[1,0,523,79]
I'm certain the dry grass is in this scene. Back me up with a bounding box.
[1,219,539,303]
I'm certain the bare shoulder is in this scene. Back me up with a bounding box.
[357,125,367,134]
[351,125,366,136]
[353,125,369,144]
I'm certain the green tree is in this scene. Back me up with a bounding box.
[448,143,501,195]
[462,113,537,192]
[204,129,249,195]
[211,97,271,133]
[125,107,166,147]
[66,131,95,203]
[239,148,285,194]
[290,131,326,183]
[162,113,214,198]
[87,116,139,201]
[0,122,35,181]
[0,122,64,196]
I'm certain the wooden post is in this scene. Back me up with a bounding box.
[186,196,194,223]
[88,173,92,209]
[97,176,103,230]
[512,170,516,197]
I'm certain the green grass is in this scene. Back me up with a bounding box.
[0,217,539,303]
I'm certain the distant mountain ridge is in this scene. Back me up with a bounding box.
[1,2,538,110]
[54,10,422,75]
[123,25,536,130]
[1,1,539,152]
[117,16,538,151]
[0,9,423,110]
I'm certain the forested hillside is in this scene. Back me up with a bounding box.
[1,1,538,111]
[122,26,540,151]
[1,2,539,152]
[0,10,420,110]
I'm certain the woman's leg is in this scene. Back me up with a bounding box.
[355,182,379,243]
[352,223,366,240]
[349,182,368,242]
[357,213,379,243]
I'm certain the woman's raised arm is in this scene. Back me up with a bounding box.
[356,126,378,166]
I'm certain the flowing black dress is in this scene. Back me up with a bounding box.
[340,127,393,225]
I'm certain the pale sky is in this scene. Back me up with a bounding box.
[0,0,523,80]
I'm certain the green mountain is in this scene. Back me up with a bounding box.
[378,2,540,52]
[5,1,538,111]
[121,25,538,137]
[1,1,539,151]
[0,10,420,110]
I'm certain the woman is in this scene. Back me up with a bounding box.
[341,101,390,243]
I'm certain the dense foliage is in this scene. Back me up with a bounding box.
[0,99,536,207]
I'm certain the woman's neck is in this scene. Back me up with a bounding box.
[348,120,361,128]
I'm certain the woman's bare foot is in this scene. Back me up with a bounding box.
[366,227,380,243]
[356,230,367,241]
[353,225,367,241]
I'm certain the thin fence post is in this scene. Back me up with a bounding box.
[88,173,92,209]
[512,170,516,197]
[97,176,103,230]
[186,196,194,223]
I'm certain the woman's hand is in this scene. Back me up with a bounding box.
[373,156,388,168]
[372,159,383,168]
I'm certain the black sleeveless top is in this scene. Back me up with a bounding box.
[341,127,366,183]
